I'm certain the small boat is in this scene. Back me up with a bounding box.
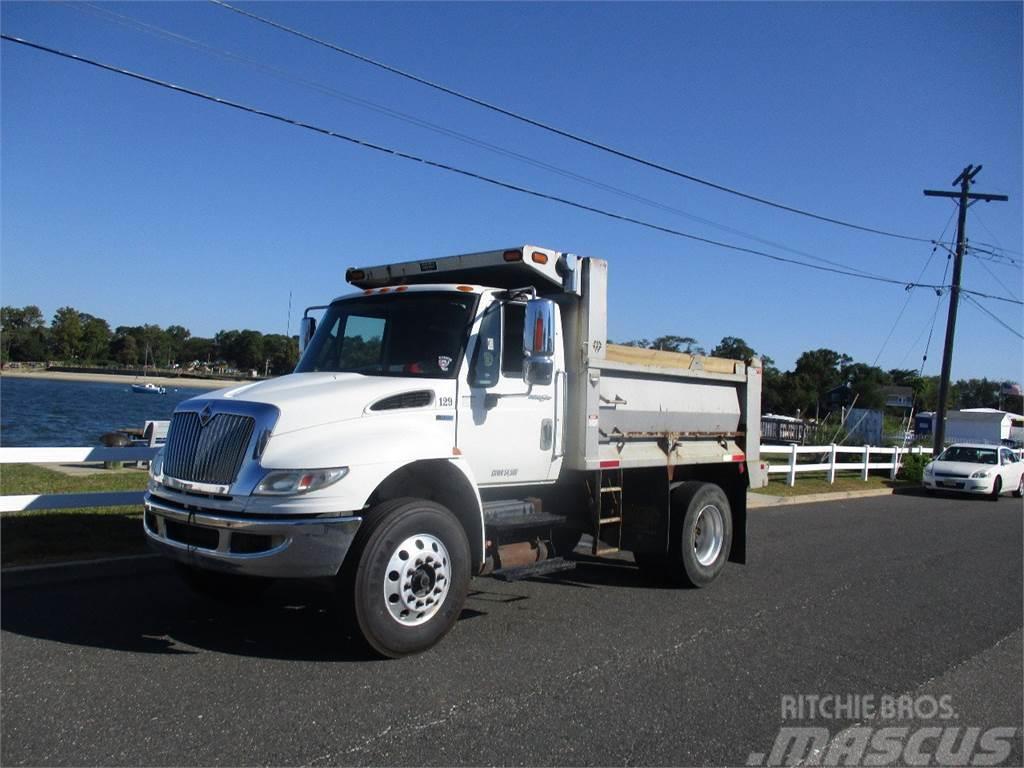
[131,382,166,395]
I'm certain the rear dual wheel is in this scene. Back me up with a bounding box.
[635,481,732,588]
[340,498,471,658]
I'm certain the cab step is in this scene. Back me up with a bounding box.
[492,557,576,582]
[482,499,566,531]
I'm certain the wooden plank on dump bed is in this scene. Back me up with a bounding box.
[604,344,741,375]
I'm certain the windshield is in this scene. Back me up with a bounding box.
[937,446,998,464]
[295,291,477,378]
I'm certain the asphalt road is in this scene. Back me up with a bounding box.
[2,492,1021,766]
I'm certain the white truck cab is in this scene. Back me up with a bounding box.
[145,246,766,657]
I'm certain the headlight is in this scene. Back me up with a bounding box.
[923,463,934,476]
[149,448,165,480]
[254,467,349,495]
[970,469,991,478]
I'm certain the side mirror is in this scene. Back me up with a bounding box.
[523,298,556,386]
[299,316,317,354]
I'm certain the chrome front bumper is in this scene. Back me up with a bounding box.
[143,493,362,579]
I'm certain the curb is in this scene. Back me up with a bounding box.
[748,488,897,508]
[1,553,167,590]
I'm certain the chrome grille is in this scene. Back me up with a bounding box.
[163,411,255,485]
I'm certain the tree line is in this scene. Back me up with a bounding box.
[2,305,1018,414]
[0,305,299,376]
[619,335,1022,418]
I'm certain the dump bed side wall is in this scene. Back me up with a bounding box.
[564,258,763,475]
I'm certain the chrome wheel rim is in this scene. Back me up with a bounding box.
[693,504,724,566]
[384,533,450,626]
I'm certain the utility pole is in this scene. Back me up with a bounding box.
[924,165,1008,453]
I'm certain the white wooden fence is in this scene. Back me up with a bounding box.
[0,446,160,513]
[0,441,934,513]
[759,444,933,486]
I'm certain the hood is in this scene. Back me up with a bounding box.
[189,372,445,435]
[929,460,995,476]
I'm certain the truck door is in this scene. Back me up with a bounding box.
[456,296,564,486]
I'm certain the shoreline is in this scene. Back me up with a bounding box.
[0,369,245,391]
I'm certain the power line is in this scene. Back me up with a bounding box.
[210,0,940,245]
[967,246,1020,269]
[962,294,1023,340]
[871,205,957,367]
[66,2,880,278]
[969,255,1021,303]
[5,33,1021,307]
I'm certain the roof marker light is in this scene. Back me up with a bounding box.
[503,250,523,262]
[531,251,549,264]
[456,285,474,292]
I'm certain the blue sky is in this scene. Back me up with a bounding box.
[2,2,1021,380]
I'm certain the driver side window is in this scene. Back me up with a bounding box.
[469,303,501,388]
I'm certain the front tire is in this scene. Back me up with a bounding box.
[989,477,1002,502]
[342,498,471,658]
[666,482,733,587]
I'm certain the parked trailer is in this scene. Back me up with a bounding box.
[144,246,768,656]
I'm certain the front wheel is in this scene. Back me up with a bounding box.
[341,498,471,658]
[989,476,1002,502]
[666,482,733,587]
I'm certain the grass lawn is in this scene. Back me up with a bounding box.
[753,472,913,497]
[1,464,149,567]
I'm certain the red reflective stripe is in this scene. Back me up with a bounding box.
[731,454,745,462]
[599,460,620,468]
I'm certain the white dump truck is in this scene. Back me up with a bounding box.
[144,246,767,656]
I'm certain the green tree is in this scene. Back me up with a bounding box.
[620,335,704,354]
[165,324,191,364]
[842,362,890,410]
[50,306,84,361]
[710,336,756,361]
[79,314,112,364]
[110,333,139,366]
[954,378,1000,409]
[181,337,215,366]
[262,333,298,375]
[0,305,48,363]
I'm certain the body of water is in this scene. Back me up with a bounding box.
[0,377,216,447]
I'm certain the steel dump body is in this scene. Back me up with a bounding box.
[559,255,764,482]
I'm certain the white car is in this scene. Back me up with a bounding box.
[922,443,1024,499]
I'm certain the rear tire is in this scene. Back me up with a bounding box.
[340,498,471,658]
[1013,476,1023,498]
[666,482,732,587]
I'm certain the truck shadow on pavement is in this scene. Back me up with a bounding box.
[1,553,679,660]
[0,564,490,662]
